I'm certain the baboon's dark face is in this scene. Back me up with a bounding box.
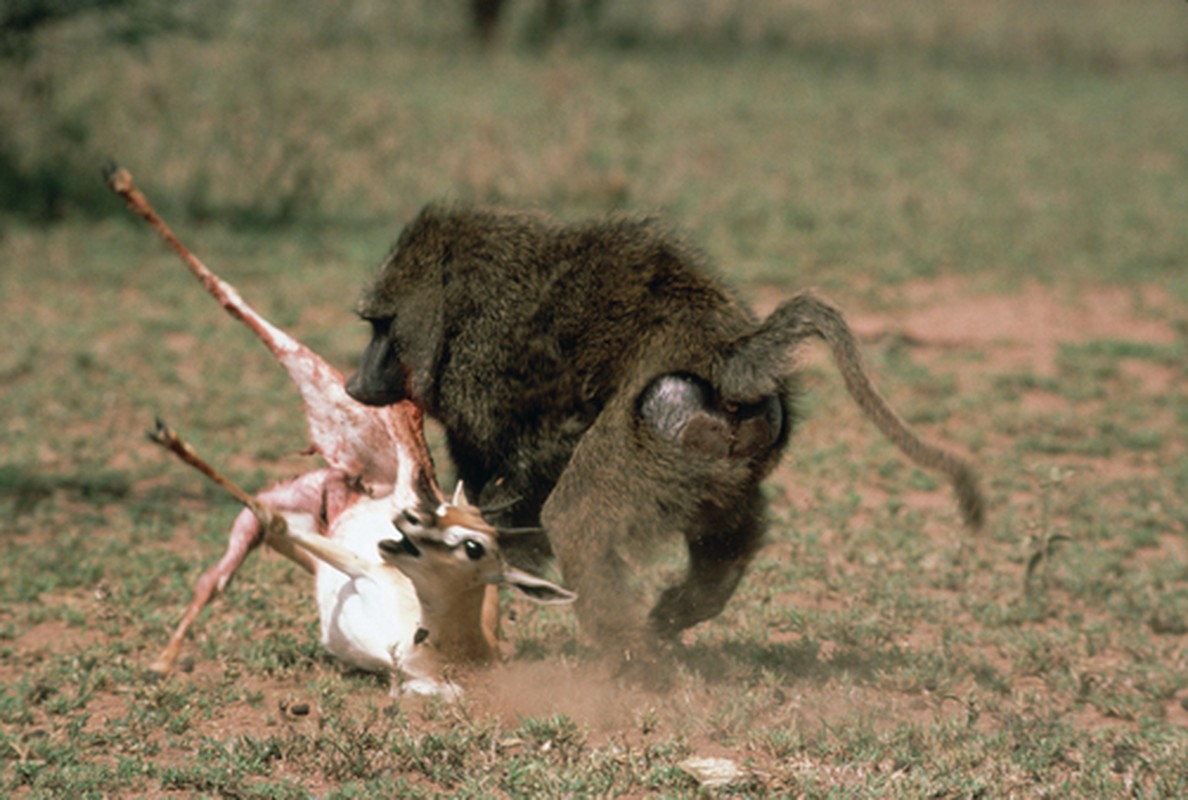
[346,220,447,408]
[346,315,410,406]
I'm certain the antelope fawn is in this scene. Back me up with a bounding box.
[105,165,572,698]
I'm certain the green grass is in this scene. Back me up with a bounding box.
[2,1,1186,796]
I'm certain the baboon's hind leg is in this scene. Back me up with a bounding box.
[648,494,766,638]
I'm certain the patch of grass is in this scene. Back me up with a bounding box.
[0,465,131,516]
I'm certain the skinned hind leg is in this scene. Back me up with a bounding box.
[151,507,269,674]
[150,470,333,674]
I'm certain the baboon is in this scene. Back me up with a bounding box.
[346,205,984,666]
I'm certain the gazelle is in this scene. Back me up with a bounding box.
[105,165,572,697]
[151,421,573,697]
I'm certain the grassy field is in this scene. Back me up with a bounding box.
[1,1,1186,796]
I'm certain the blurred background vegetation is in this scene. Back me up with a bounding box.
[5,0,1185,488]
[2,0,1185,288]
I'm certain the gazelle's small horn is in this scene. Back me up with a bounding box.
[452,481,466,506]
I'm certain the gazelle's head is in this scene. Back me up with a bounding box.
[377,483,575,605]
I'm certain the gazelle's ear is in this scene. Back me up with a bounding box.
[452,481,466,506]
[500,567,577,605]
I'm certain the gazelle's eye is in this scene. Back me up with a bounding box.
[463,539,485,561]
[401,509,421,527]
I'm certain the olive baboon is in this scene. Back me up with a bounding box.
[346,206,984,666]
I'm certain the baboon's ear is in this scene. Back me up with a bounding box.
[501,567,577,605]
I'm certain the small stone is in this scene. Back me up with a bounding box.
[679,756,744,788]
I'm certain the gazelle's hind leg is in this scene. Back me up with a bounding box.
[150,470,332,675]
[151,507,272,674]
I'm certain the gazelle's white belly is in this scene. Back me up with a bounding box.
[309,493,422,674]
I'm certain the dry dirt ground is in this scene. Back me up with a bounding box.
[3,276,1184,792]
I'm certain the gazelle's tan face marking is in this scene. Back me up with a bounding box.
[436,504,496,535]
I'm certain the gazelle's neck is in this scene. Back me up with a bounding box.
[416,585,498,664]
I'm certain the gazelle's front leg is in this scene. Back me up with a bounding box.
[275,518,383,581]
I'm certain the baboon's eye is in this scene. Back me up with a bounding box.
[463,539,486,561]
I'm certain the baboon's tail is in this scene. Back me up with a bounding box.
[721,291,985,530]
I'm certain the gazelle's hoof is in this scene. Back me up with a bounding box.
[397,676,464,702]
